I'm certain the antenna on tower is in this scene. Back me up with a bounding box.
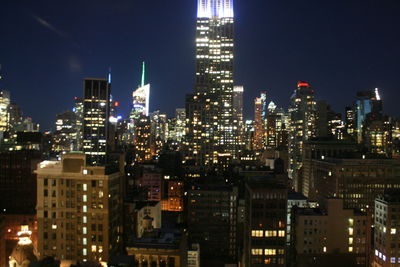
[141,61,145,87]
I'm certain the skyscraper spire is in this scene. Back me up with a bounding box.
[141,61,146,87]
[108,67,112,84]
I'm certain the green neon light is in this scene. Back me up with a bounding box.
[141,61,145,87]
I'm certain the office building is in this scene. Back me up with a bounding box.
[354,89,382,143]
[288,81,316,190]
[187,182,238,265]
[167,108,186,144]
[52,110,79,155]
[292,198,370,267]
[244,178,287,267]
[253,92,267,150]
[0,150,42,214]
[303,154,400,213]
[185,0,239,167]
[0,90,10,133]
[266,103,289,149]
[36,153,123,262]
[73,97,84,151]
[134,115,152,163]
[82,78,111,166]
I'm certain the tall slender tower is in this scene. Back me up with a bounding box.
[82,78,111,166]
[288,81,316,191]
[185,0,238,167]
[130,62,150,120]
[0,65,10,133]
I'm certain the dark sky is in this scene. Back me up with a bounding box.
[1,0,400,131]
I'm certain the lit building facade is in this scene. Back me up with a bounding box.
[265,103,289,149]
[292,198,370,266]
[244,179,287,267]
[253,92,267,150]
[374,190,400,267]
[36,153,122,262]
[303,156,400,213]
[134,115,152,163]
[73,97,84,151]
[354,89,382,143]
[167,108,186,144]
[185,0,239,166]
[288,81,316,190]
[0,90,10,133]
[82,78,111,166]
[52,110,79,155]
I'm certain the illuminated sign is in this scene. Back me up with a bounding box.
[297,82,310,88]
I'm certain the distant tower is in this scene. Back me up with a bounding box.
[354,89,382,143]
[288,81,316,191]
[0,65,10,133]
[253,92,267,150]
[82,78,111,166]
[185,0,238,167]
[130,62,150,120]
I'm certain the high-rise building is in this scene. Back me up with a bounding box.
[0,66,10,134]
[244,178,287,267]
[185,0,238,167]
[130,62,150,120]
[0,90,10,133]
[265,102,289,149]
[73,97,84,151]
[0,150,41,214]
[7,103,22,134]
[253,92,267,150]
[149,110,168,157]
[244,120,254,151]
[187,182,238,265]
[288,81,316,190]
[36,153,123,263]
[292,198,370,267]
[82,78,111,166]
[167,108,186,144]
[134,115,152,163]
[233,85,244,150]
[52,110,79,155]
[354,89,382,143]
[345,106,355,139]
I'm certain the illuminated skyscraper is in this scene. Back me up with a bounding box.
[185,0,238,166]
[0,90,10,133]
[82,78,111,166]
[130,62,150,120]
[253,92,267,150]
[288,81,316,191]
[0,66,10,133]
[354,89,382,143]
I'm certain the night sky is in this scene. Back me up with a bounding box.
[1,0,400,131]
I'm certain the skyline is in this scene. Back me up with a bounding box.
[1,0,400,130]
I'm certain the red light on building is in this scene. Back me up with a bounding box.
[114,101,119,107]
[297,82,310,88]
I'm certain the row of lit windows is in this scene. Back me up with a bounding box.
[251,230,285,237]
[251,249,284,255]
